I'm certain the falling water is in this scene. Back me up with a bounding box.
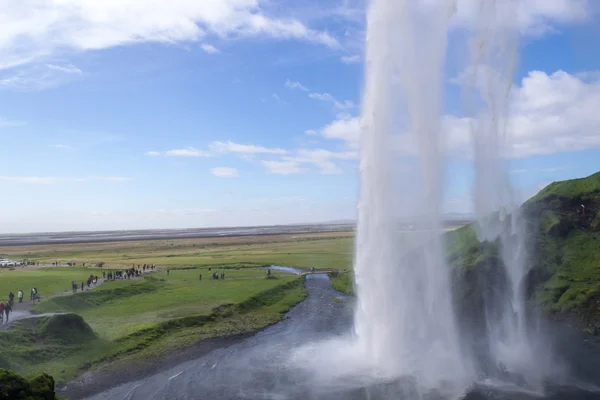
[463,0,555,388]
[353,0,472,395]
[353,0,547,395]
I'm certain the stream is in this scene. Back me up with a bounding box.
[81,275,599,400]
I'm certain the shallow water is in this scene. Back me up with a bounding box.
[266,266,302,275]
[81,275,600,400]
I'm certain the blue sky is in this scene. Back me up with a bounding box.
[0,0,599,233]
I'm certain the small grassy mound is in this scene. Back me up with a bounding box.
[0,314,103,377]
[39,314,96,344]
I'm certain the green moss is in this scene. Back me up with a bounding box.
[0,369,60,399]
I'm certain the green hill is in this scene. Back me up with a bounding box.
[448,171,600,333]
[333,171,600,333]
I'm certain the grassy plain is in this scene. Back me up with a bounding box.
[0,231,353,384]
[0,267,102,301]
[0,231,354,270]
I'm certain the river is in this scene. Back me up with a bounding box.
[81,275,600,400]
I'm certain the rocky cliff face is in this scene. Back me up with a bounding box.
[448,171,600,335]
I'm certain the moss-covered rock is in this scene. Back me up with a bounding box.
[39,314,95,344]
[27,373,56,400]
[0,369,59,400]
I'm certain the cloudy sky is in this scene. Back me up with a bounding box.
[0,0,599,233]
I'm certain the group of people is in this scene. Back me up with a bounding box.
[211,272,225,280]
[0,289,30,323]
[71,275,99,293]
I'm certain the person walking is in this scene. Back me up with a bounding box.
[4,302,11,322]
[17,290,23,303]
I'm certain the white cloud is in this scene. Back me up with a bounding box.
[448,0,589,36]
[0,0,339,70]
[308,92,355,110]
[147,141,288,159]
[165,147,210,157]
[308,92,334,102]
[201,43,219,54]
[285,79,308,91]
[0,63,83,91]
[340,54,361,64]
[286,148,357,174]
[49,144,73,149]
[210,140,287,155]
[445,69,600,158]
[0,117,26,127]
[307,69,600,160]
[0,176,132,184]
[210,167,239,177]
[46,63,82,74]
[271,93,286,104]
[308,114,360,147]
[260,160,303,175]
[259,148,357,175]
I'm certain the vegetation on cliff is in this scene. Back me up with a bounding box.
[0,368,62,399]
[447,171,600,333]
[331,172,600,333]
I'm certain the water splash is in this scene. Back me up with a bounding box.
[353,0,472,395]
[353,0,553,395]
[461,0,558,389]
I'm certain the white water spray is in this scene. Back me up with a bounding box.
[463,0,554,387]
[353,0,549,394]
[353,0,472,394]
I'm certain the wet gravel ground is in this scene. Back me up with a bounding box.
[82,275,600,400]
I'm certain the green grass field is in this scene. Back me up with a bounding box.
[36,268,298,340]
[1,271,307,383]
[0,231,354,270]
[0,231,354,384]
[0,267,107,302]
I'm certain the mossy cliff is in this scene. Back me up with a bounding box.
[447,171,600,333]
[333,171,600,333]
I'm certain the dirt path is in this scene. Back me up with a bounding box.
[0,270,155,329]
